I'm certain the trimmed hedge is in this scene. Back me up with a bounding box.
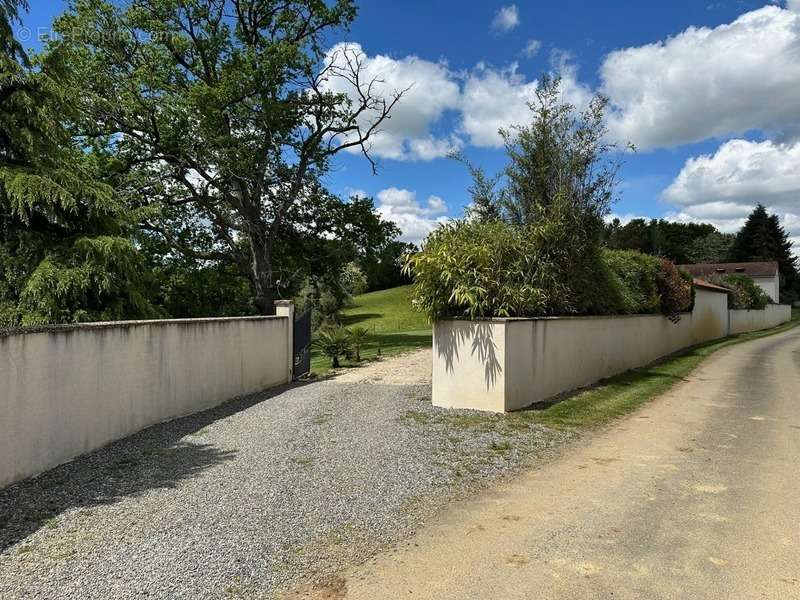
[404,220,693,321]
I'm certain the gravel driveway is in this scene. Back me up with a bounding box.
[0,373,571,599]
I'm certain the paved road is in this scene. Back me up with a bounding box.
[297,327,800,599]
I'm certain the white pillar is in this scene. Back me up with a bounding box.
[274,300,294,383]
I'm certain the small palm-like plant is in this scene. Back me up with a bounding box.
[347,326,370,362]
[313,326,352,368]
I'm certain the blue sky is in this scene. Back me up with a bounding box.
[18,1,800,244]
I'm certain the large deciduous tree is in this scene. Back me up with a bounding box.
[53,0,403,314]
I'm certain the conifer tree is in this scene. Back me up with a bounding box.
[730,204,797,302]
[0,0,156,326]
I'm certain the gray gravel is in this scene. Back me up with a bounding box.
[0,379,573,599]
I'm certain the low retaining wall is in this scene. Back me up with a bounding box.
[729,304,791,335]
[434,288,791,413]
[0,310,292,488]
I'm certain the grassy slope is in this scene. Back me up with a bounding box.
[310,285,431,374]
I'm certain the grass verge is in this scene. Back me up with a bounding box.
[524,310,800,429]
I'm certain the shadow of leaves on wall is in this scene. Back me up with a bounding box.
[436,320,502,390]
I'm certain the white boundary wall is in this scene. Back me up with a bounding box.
[0,311,292,488]
[434,289,791,413]
[730,304,791,335]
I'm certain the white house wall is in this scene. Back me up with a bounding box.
[752,276,780,302]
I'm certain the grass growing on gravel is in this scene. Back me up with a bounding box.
[311,285,431,375]
[526,309,800,429]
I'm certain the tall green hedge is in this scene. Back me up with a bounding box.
[404,220,693,321]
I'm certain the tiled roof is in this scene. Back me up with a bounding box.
[692,278,732,294]
[678,261,778,278]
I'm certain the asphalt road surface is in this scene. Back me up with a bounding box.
[294,326,800,600]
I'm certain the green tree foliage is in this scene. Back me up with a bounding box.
[711,273,769,310]
[410,76,630,321]
[729,204,797,302]
[312,326,352,368]
[0,0,158,326]
[499,75,622,228]
[604,218,733,264]
[685,230,736,264]
[0,0,26,66]
[360,240,415,291]
[405,223,693,321]
[52,0,403,314]
[341,262,368,297]
[603,249,662,314]
[449,152,501,223]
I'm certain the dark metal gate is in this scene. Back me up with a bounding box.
[292,309,312,380]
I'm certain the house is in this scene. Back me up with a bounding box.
[678,261,779,302]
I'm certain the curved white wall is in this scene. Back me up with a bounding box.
[0,315,291,488]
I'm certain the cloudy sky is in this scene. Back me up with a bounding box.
[20,1,800,246]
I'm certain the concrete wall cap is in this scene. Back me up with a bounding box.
[437,312,692,324]
[0,315,282,339]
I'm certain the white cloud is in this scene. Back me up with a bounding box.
[322,43,461,161]
[605,212,649,226]
[344,187,368,200]
[788,0,800,12]
[460,62,593,148]
[520,39,542,58]
[601,6,800,149]
[375,187,449,244]
[664,139,800,209]
[491,5,520,33]
[321,43,593,158]
[662,138,800,240]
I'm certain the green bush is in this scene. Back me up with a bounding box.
[341,262,368,297]
[404,213,627,320]
[405,227,697,322]
[657,259,693,322]
[602,249,693,320]
[603,249,661,314]
[312,326,353,368]
[712,274,770,310]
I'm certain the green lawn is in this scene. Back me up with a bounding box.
[310,285,431,375]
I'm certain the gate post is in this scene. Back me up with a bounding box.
[274,300,294,383]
